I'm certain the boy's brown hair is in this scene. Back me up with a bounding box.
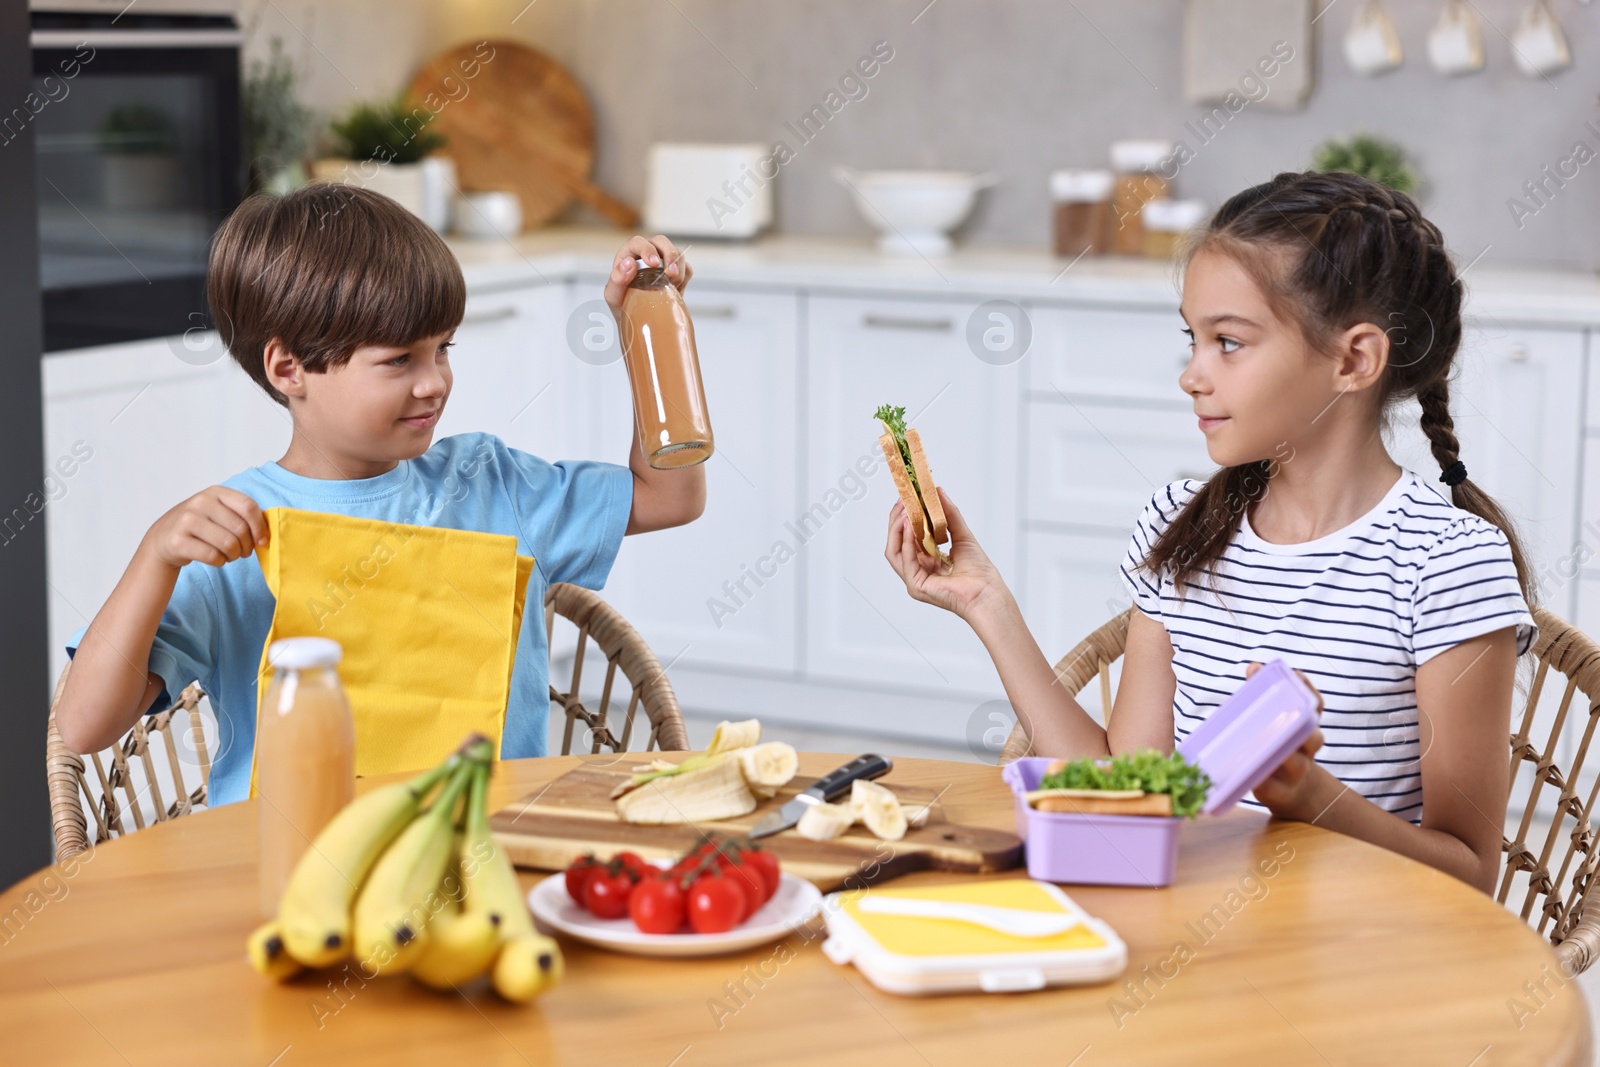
[207,182,466,406]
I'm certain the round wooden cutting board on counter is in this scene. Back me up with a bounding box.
[407,39,638,230]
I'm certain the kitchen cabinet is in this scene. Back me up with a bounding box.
[1018,529,1131,722]
[586,285,804,673]
[1028,305,1191,405]
[434,283,577,460]
[1025,398,1212,531]
[801,294,1022,696]
[1386,326,1586,619]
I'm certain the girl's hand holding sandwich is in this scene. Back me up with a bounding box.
[884,489,1009,623]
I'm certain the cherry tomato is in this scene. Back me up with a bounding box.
[687,872,747,934]
[742,849,781,905]
[583,869,636,920]
[612,851,652,881]
[723,858,766,918]
[565,856,603,905]
[630,876,687,934]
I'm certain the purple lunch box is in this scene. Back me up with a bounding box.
[1002,659,1320,887]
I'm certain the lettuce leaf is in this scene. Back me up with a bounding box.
[1039,750,1212,818]
[873,404,919,493]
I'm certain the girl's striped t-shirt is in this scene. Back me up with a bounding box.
[1119,469,1537,824]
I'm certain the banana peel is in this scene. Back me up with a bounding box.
[613,754,758,824]
[609,719,800,813]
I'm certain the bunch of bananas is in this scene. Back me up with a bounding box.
[247,735,563,1002]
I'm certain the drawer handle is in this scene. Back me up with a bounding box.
[862,314,953,333]
[460,304,520,325]
[690,305,738,320]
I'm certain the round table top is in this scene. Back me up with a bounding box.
[1,753,1590,1066]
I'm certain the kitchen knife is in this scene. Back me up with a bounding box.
[747,754,893,839]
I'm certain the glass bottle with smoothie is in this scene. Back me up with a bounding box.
[257,636,355,918]
[620,258,714,468]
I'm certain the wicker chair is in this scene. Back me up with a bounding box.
[47,582,688,860]
[999,605,1600,974]
[544,581,689,755]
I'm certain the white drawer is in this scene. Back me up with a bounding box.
[1026,399,1214,530]
[1028,305,1189,405]
[1018,529,1131,723]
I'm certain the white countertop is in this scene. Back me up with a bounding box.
[446,227,1600,327]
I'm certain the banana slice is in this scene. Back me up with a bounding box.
[737,742,800,798]
[851,779,908,841]
[706,719,762,756]
[614,755,757,824]
[796,801,857,842]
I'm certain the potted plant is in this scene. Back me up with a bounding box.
[1309,133,1420,196]
[311,94,454,232]
[244,36,316,196]
[98,103,180,211]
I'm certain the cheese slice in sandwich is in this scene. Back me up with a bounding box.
[875,404,949,564]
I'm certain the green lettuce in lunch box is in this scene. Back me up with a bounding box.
[1039,751,1212,818]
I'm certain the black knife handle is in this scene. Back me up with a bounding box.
[811,754,893,801]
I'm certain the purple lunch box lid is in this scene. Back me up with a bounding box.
[1175,658,1320,815]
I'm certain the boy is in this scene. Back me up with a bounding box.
[54,183,706,805]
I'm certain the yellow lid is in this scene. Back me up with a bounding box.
[837,880,1108,958]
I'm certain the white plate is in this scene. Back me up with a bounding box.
[527,865,823,958]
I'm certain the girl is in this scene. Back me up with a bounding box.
[885,170,1537,895]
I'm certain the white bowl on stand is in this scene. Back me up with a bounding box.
[833,167,997,256]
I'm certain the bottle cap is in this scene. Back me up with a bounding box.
[267,637,343,671]
[1048,169,1114,201]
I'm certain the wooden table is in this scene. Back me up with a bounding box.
[0,753,1590,1066]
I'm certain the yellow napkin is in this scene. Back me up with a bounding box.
[250,507,535,790]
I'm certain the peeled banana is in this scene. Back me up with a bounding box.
[615,753,757,824]
[612,719,798,817]
[276,757,459,968]
[796,801,857,842]
[737,742,800,799]
[351,759,475,975]
[706,718,761,755]
[851,779,908,841]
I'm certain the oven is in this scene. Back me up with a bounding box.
[28,1,244,352]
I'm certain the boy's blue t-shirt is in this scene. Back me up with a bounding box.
[66,433,633,807]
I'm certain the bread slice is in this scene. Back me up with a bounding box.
[879,431,929,549]
[1025,788,1174,817]
[905,428,947,545]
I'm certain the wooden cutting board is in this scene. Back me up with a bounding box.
[406,40,638,229]
[490,762,1023,892]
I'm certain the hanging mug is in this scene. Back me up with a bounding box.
[1511,0,1571,77]
[1344,0,1403,76]
[1427,0,1484,76]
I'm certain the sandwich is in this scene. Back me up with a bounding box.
[875,404,949,565]
[1025,751,1211,818]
